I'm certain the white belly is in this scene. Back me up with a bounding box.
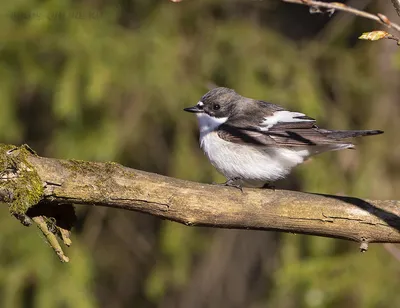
[200,132,310,184]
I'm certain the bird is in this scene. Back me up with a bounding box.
[184,87,383,189]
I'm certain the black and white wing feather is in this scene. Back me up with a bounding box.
[216,105,379,147]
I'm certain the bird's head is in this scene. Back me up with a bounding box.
[184,87,240,119]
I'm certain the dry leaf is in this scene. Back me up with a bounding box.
[359,31,391,41]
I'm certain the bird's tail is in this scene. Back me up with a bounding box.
[324,129,384,139]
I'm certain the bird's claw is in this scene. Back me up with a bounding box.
[213,178,244,193]
[262,183,276,191]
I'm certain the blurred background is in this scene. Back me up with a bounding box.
[0,0,400,307]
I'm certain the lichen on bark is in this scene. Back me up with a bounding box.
[0,144,44,217]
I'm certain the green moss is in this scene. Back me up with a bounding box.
[60,159,120,195]
[59,159,105,176]
[57,157,140,201]
[0,144,44,216]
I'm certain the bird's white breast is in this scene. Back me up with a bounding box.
[199,131,310,185]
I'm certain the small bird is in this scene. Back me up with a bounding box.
[184,87,383,189]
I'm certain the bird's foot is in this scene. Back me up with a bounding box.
[213,178,243,192]
[262,182,276,191]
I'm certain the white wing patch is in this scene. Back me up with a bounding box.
[260,110,314,131]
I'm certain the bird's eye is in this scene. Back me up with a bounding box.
[213,104,220,111]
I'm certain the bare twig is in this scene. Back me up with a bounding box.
[282,0,400,33]
[387,35,400,45]
[391,0,400,18]
[316,0,372,41]
[1,144,400,262]
[32,216,69,262]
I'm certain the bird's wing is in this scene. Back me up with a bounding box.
[217,125,350,147]
[234,100,317,130]
[258,108,317,131]
[217,108,345,147]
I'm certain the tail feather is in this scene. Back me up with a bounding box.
[324,129,384,139]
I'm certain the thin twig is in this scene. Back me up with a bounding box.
[282,0,400,33]
[32,216,70,262]
[391,0,400,18]
[387,35,400,45]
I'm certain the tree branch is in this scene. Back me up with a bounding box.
[1,144,400,261]
[282,0,400,33]
[392,0,400,18]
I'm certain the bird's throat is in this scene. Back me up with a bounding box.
[196,113,228,137]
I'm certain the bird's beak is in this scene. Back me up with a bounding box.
[183,105,203,113]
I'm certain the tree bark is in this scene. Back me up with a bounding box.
[0,144,400,261]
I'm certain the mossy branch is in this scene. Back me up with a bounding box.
[1,144,400,262]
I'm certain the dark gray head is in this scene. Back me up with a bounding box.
[184,87,241,118]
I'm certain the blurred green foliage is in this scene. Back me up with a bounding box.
[0,0,400,307]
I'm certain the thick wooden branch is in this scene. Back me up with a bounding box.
[1,144,400,261]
